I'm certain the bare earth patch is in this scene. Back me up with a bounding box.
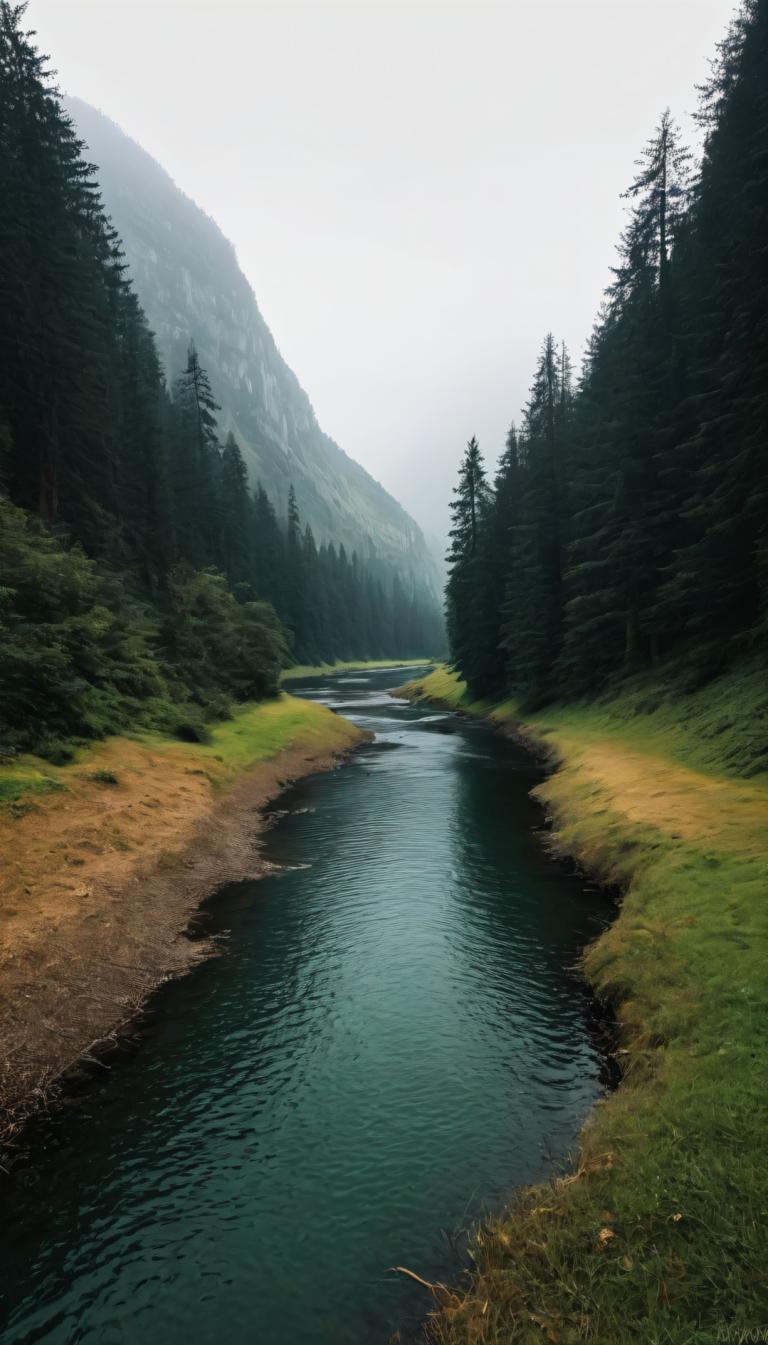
[0,711,365,1147]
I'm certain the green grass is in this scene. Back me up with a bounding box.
[142,692,364,782]
[405,661,768,781]
[529,661,768,782]
[400,665,768,1344]
[282,657,434,681]
[0,766,64,808]
[399,664,520,729]
[398,665,484,710]
[0,695,364,811]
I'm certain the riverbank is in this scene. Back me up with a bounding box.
[0,695,366,1150]
[400,667,768,1343]
[282,658,433,681]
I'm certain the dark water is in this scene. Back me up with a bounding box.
[1,668,609,1345]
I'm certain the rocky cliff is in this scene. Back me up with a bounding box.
[66,97,440,589]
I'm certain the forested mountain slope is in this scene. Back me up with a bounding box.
[65,96,439,590]
[0,3,442,761]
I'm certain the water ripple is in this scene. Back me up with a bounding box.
[1,666,608,1345]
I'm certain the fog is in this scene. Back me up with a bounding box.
[31,0,736,541]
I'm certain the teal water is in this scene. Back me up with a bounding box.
[0,668,609,1345]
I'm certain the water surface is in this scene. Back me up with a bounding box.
[1,667,608,1344]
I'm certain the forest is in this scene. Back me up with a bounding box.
[2,3,767,1344]
[446,0,767,716]
[0,1,443,760]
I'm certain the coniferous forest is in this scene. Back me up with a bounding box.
[0,2,443,759]
[447,1,767,709]
[2,4,768,1344]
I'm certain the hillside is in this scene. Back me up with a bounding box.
[65,96,440,589]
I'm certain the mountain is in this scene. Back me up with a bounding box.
[65,97,440,591]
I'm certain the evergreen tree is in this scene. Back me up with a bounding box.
[658,0,768,664]
[115,291,174,589]
[219,432,252,589]
[446,4,768,701]
[501,337,572,701]
[282,483,305,656]
[169,343,223,569]
[614,108,692,306]
[446,437,495,694]
[251,483,283,606]
[300,523,329,664]
[0,0,452,760]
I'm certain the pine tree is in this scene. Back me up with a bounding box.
[0,1,445,756]
[558,113,693,686]
[614,109,692,306]
[115,291,174,589]
[219,432,252,589]
[281,484,306,656]
[501,338,572,701]
[444,4,767,702]
[0,1,130,547]
[659,0,768,664]
[251,483,283,605]
[169,343,223,568]
[446,437,495,694]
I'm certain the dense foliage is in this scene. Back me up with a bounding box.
[0,3,442,756]
[447,0,768,704]
[0,497,289,758]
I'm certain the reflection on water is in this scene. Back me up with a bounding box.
[0,667,608,1345]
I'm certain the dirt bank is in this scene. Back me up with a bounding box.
[0,696,366,1149]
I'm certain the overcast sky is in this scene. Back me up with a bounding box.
[32,0,736,541]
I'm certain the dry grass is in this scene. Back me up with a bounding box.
[0,694,365,1146]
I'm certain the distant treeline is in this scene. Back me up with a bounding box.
[447,0,768,704]
[0,2,442,758]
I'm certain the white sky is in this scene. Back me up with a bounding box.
[31,0,736,541]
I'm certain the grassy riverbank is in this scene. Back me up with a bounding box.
[401,667,768,1344]
[282,657,433,680]
[0,694,365,1145]
[0,694,360,811]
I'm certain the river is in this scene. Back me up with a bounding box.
[0,667,610,1345]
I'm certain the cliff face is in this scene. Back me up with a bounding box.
[66,97,439,588]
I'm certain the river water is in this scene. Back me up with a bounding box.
[1,667,609,1345]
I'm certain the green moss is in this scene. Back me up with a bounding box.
[400,665,768,1344]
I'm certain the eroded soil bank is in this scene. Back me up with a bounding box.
[0,696,365,1148]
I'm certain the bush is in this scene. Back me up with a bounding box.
[172,719,211,744]
[0,500,290,759]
